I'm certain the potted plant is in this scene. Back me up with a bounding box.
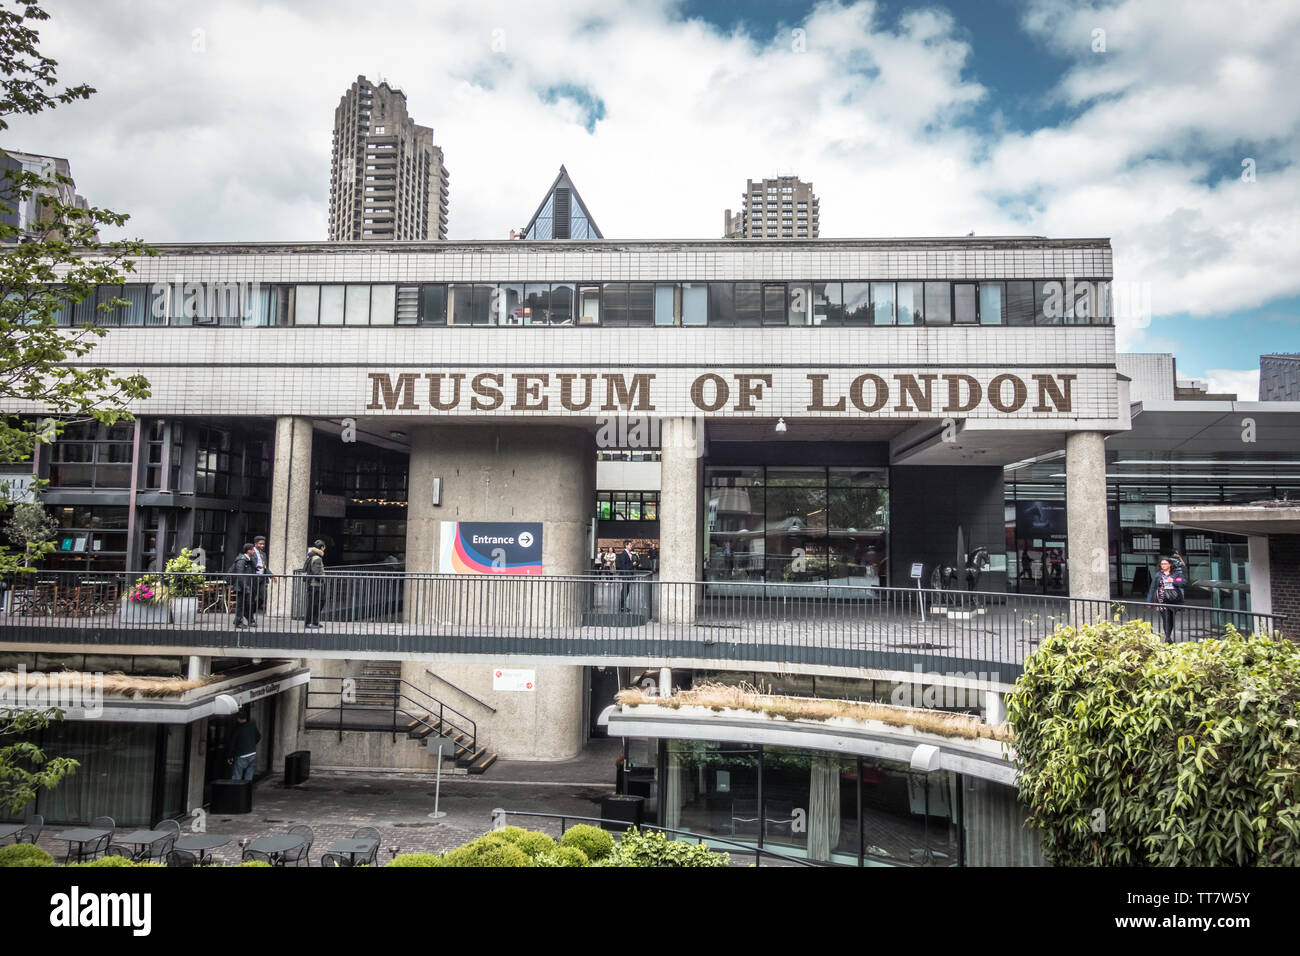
[165,548,205,624]
[121,573,170,624]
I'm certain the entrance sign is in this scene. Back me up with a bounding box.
[439,521,542,574]
[909,563,924,579]
[493,668,536,692]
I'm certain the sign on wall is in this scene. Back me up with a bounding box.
[439,521,543,574]
[493,668,536,692]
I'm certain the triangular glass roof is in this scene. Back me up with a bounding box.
[522,165,603,239]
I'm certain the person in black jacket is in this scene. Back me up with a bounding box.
[615,539,639,612]
[226,711,260,781]
[229,543,258,629]
[1146,556,1186,642]
[304,540,326,629]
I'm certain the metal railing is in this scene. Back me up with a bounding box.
[491,809,824,867]
[305,675,477,751]
[0,569,1286,679]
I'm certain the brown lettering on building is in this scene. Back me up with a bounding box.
[1032,373,1075,412]
[893,373,939,413]
[470,372,505,411]
[557,373,598,411]
[849,374,889,413]
[988,373,1027,413]
[691,373,729,412]
[512,373,550,411]
[601,373,656,412]
[806,373,846,412]
[733,374,773,411]
[366,372,420,411]
[425,373,465,411]
[941,374,982,413]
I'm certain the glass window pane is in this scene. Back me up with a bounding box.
[654,284,676,326]
[449,284,473,324]
[871,282,895,326]
[1069,281,1092,325]
[420,284,447,324]
[709,283,735,325]
[762,284,786,325]
[1035,281,1063,325]
[319,285,345,325]
[735,282,761,326]
[369,284,395,325]
[954,283,977,324]
[897,281,922,325]
[843,283,871,325]
[813,282,843,325]
[578,285,600,324]
[344,284,370,325]
[628,283,654,326]
[472,285,494,325]
[497,283,525,325]
[924,282,952,324]
[1092,280,1112,325]
[294,285,320,325]
[549,284,574,324]
[603,283,628,326]
[978,281,1003,325]
[788,283,811,325]
[525,284,549,325]
[1006,281,1034,325]
[681,282,707,326]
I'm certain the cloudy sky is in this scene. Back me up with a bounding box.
[4,0,1298,396]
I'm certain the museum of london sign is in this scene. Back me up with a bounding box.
[365,368,1097,418]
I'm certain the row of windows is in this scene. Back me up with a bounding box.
[47,279,1114,328]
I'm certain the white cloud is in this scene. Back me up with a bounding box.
[1,0,1297,339]
[1201,368,1261,401]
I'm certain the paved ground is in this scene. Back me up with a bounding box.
[34,738,624,866]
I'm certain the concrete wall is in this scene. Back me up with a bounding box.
[1268,535,1300,634]
[890,465,1006,591]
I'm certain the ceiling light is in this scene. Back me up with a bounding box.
[774,418,787,434]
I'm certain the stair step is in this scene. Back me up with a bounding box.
[467,752,498,775]
[456,746,486,768]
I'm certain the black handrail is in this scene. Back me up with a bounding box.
[306,675,478,754]
[425,668,497,714]
[492,809,826,867]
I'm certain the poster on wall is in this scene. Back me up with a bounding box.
[493,668,536,692]
[439,521,543,574]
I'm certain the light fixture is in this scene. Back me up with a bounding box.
[774,418,787,434]
[388,430,407,441]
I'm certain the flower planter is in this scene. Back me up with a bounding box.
[120,599,171,625]
[171,596,198,625]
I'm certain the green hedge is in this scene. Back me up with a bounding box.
[387,853,443,868]
[559,824,614,862]
[0,843,54,867]
[596,829,730,867]
[68,856,163,868]
[534,846,589,867]
[440,835,533,868]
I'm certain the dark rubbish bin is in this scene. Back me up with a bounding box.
[284,750,311,786]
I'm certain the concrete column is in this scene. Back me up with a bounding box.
[403,424,595,760]
[658,417,705,625]
[186,656,209,681]
[1247,535,1272,617]
[1065,431,1110,604]
[268,417,313,577]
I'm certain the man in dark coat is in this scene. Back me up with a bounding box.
[304,540,326,629]
[226,711,260,780]
[229,542,257,628]
[615,539,639,612]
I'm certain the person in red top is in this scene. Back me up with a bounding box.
[1146,556,1186,642]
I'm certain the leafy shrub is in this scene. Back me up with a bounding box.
[1008,618,1300,866]
[534,846,589,867]
[559,824,614,862]
[598,829,729,867]
[510,831,556,859]
[68,856,162,868]
[235,860,272,868]
[165,548,206,597]
[0,843,54,867]
[492,826,529,843]
[440,835,532,868]
[387,853,443,868]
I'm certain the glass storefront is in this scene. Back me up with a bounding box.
[705,466,888,586]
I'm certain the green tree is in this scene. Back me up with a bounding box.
[1,1,151,575]
[3,499,55,567]
[0,706,77,815]
[1007,617,1300,866]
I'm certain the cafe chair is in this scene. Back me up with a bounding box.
[241,848,274,865]
[15,814,43,844]
[154,819,182,838]
[320,851,352,868]
[351,827,381,865]
[104,845,136,859]
[85,816,116,860]
[139,833,176,864]
[283,825,314,867]
[167,849,199,868]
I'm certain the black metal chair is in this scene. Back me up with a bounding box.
[81,815,115,862]
[241,848,274,865]
[137,833,176,863]
[351,826,381,865]
[320,851,352,868]
[166,848,199,867]
[14,814,42,845]
[104,844,136,859]
[283,825,314,867]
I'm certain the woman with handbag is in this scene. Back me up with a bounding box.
[1146,556,1186,642]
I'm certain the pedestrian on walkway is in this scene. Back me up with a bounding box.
[1146,556,1186,642]
[226,711,260,781]
[616,539,639,612]
[253,535,271,612]
[229,542,258,629]
[304,539,326,629]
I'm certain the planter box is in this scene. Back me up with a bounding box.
[171,596,198,625]
[120,599,171,625]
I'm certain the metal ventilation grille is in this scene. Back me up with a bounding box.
[552,187,571,239]
[396,285,420,324]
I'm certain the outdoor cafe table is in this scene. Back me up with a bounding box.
[117,829,171,858]
[173,833,231,865]
[53,827,111,862]
[324,838,378,865]
[0,823,23,843]
[247,834,305,865]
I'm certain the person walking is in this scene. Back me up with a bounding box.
[304,539,326,629]
[226,711,260,781]
[252,535,270,612]
[615,539,639,612]
[228,542,258,629]
[1146,556,1186,642]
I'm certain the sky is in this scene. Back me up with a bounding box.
[3,0,1298,396]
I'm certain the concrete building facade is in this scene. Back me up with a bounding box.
[725,175,820,239]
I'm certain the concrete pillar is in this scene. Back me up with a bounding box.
[268,417,313,577]
[186,656,209,681]
[404,424,595,760]
[659,418,705,625]
[1247,535,1272,617]
[983,690,1006,725]
[1065,431,1110,603]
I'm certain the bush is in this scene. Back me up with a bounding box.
[598,829,729,868]
[0,843,54,867]
[534,846,589,867]
[164,547,206,597]
[235,860,272,868]
[510,831,556,859]
[559,824,614,862]
[68,856,162,868]
[492,825,529,844]
[1008,618,1300,866]
[387,853,443,868]
[440,835,532,868]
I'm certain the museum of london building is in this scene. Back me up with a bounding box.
[2,236,1293,864]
